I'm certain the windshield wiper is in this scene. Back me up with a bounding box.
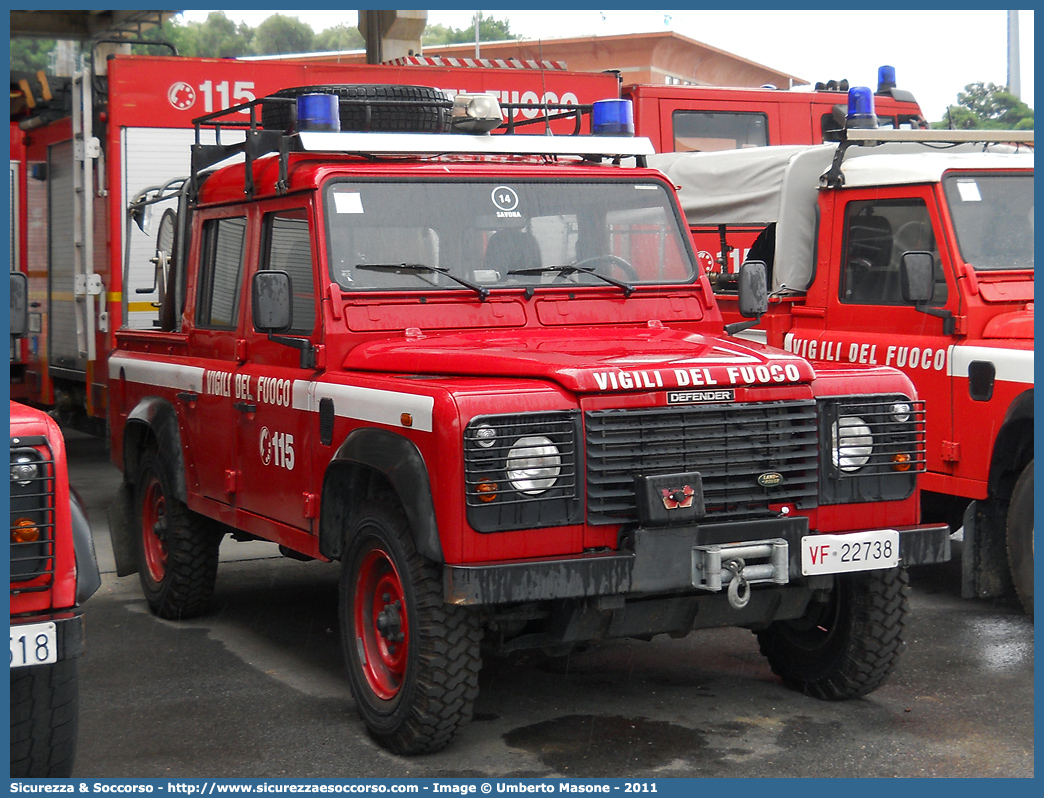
[507,264,634,297]
[355,263,489,301]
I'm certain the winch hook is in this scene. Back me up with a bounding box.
[724,557,751,610]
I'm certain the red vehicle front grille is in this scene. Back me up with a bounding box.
[10,442,57,592]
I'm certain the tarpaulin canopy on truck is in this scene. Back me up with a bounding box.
[649,141,1033,293]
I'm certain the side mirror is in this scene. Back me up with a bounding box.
[10,272,29,338]
[900,251,935,304]
[131,203,153,235]
[252,271,292,333]
[737,259,769,319]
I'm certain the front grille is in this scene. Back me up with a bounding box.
[10,444,57,589]
[464,412,582,532]
[585,400,819,525]
[818,395,925,505]
[825,397,927,476]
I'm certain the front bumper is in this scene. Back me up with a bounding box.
[443,518,950,606]
[9,611,85,667]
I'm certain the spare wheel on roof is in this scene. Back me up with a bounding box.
[261,84,452,133]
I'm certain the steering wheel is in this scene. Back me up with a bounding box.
[895,221,933,254]
[553,254,640,284]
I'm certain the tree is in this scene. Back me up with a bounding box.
[10,38,59,73]
[423,14,516,46]
[933,81,1033,130]
[254,14,315,56]
[314,24,365,53]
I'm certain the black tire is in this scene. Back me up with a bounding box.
[340,492,482,754]
[10,659,79,777]
[1007,460,1033,616]
[756,566,909,699]
[261,84,451,134]
[134,448,222,620]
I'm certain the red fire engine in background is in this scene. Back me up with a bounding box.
[9,52,618,432]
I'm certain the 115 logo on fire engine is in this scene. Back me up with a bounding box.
[260,427,295,471]
[661,485,695,510]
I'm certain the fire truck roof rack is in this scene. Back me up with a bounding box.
[823,127,1033,188]
[189,91,651,201]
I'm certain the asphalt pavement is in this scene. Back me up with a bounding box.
[64,430,1034,779]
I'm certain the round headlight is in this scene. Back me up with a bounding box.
[474,425,497,449]
[891,402,912,423]
[831,417,873,472]
[11,457,39,486]
[506,436,561,495]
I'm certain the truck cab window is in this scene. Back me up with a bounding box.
[672,111,768,152]
[262,210,316,335]
[840,199,946,305]
[196,216,247,329]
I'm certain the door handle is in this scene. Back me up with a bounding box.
[233,402,256,413]
[176,391,198,402]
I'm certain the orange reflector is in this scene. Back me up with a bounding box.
[12,518,40,544]
[400,413,413,427]
[892,453,912,472]
[476,481,498,502]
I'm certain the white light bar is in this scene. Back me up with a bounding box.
[297,130,655,158]
[846,129,1033,144]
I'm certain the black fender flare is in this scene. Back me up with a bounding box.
[123,396,187,502]
[319,428,443,564]
[70,490,102,604]
[988,388,1034,498]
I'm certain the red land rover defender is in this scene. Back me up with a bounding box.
[105,88,949,753]
[651,101,1033,614]
[10,274,102,777]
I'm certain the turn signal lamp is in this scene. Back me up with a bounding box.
[846,87,878,129]
[12,518,40,544]
[592,99,634,136]
[451,93,503,133]
[892,453,912,473]
[877,65,897,93]
[476,481,499,502]
[296,93,340,132]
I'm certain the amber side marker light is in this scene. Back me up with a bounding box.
[476,481,499,503]
[892,453,912,472]
[12,518,40,543]
[400,413,413,428]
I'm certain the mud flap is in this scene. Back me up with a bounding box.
[961,499,1013,599]
[106,481,139,577]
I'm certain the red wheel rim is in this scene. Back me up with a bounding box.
[141,475,169,583]
[354,547,409,700]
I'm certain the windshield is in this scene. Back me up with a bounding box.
[323,179,697,292]
[942,172,1034,271]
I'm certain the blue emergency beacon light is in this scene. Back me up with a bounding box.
[592,99,634,136]
[297,93,341,132]
[846,86,878,129]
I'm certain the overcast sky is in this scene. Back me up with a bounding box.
[179,9,1034,122]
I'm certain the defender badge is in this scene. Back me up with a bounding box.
[661,485,695,510]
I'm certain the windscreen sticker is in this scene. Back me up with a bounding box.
[491,186,522,218]
[955,181,982,202]
[333,192,365,214]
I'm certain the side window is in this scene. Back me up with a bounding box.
[672,111,768,152]
[262,210,316,335]
[196,216,247,329]
[840,199,947,306]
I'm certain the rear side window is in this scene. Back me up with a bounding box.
[262,210,316,335]
[196,216,247,329]
[672,111,768,152]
